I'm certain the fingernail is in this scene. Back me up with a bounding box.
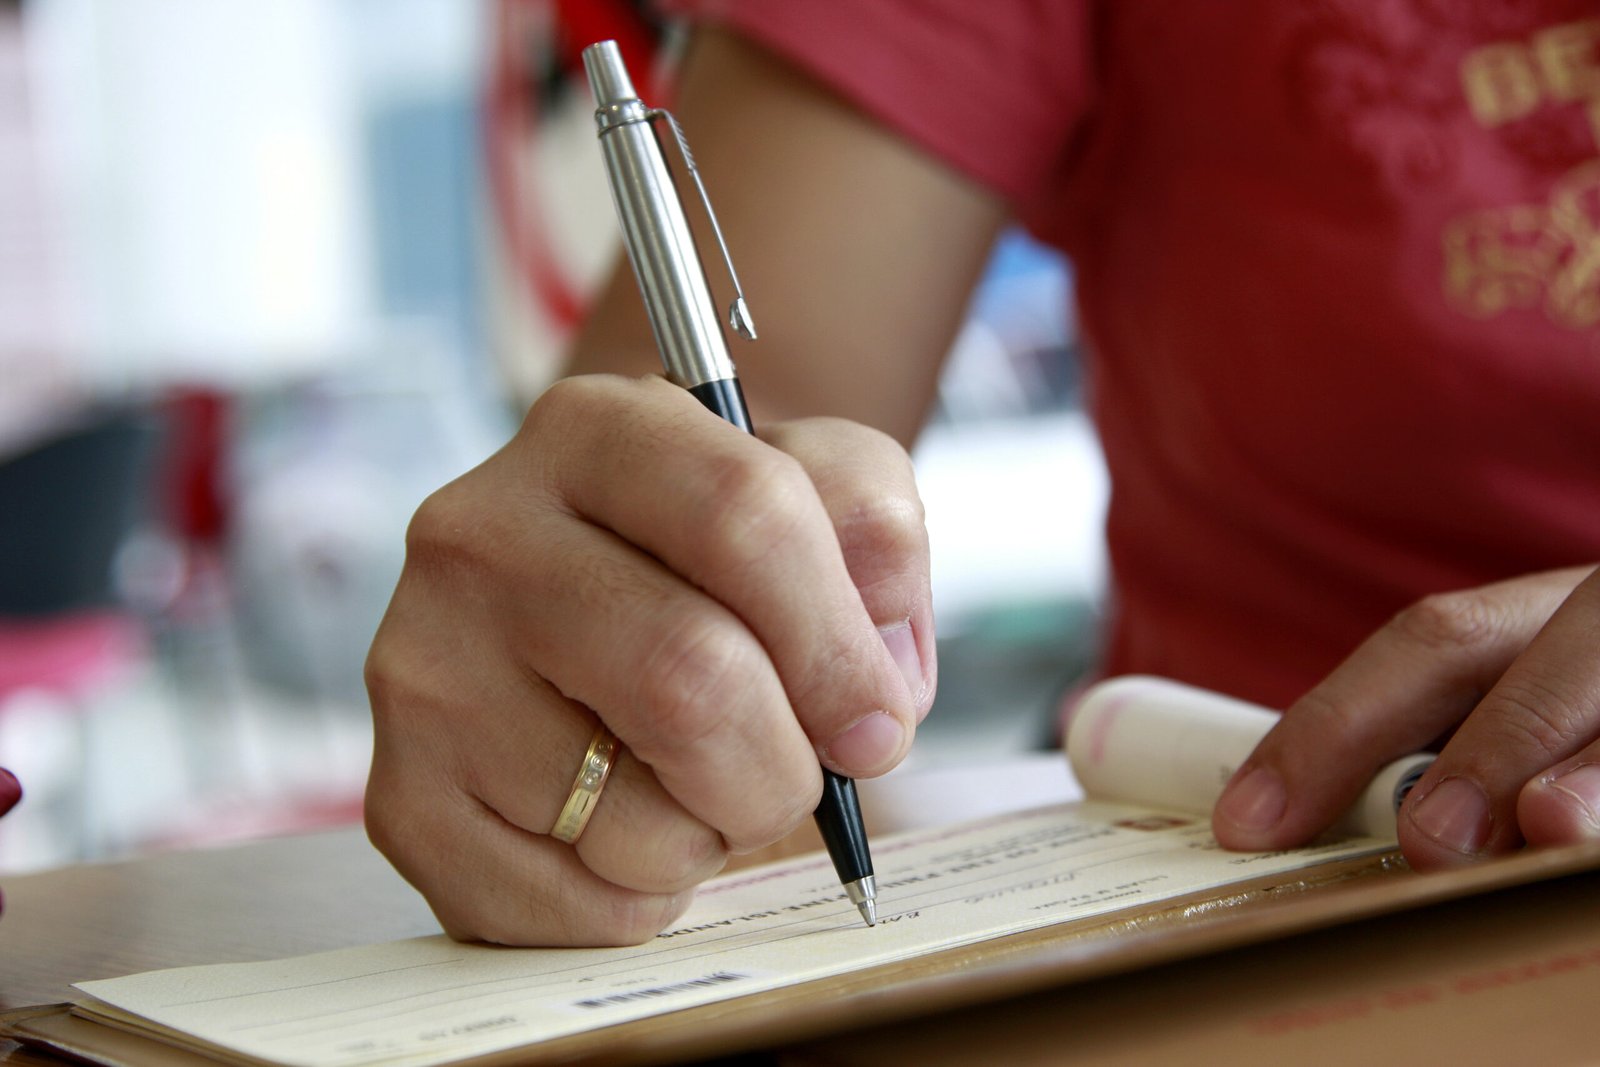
[1215,766,1286,833]
[1547,763,1600,832]
[1409,776,1491,854]
[878,621,928,719]
[822,712,905,776]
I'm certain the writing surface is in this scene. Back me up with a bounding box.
[74,799,1389,1067]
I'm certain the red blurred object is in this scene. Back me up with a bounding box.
[0,613,143,695]
[160,388,231,549]
[0,767,19,819]
[550,0,657,83]
[483,0,663,334]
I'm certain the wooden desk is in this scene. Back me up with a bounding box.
[0,829,438,1015]
[4,758,1599,1066]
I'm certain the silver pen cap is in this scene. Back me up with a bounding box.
[582,40,736,390]
[583,39,638,108]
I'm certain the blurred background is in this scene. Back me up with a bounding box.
[0,0,1105,873]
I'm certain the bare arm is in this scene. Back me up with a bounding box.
[569,27,1007,445]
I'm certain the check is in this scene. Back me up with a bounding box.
[71,798,1389,1067]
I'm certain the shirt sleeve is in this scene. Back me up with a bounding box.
[656,0,1096,210]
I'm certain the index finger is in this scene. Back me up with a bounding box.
[535,377,919,807]
[1398,566,1600,867]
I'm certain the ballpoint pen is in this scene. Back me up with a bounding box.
[581,39,878,928]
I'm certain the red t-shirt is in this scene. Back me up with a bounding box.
[666,1,1600,708]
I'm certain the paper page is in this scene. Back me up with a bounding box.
[75,800,1391,1067]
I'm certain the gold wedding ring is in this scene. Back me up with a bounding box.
[551,727,619,844]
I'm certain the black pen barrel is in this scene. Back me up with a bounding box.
[815,771,874,884]
[687,378,754,433]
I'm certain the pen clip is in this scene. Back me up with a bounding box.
[649,109,758,341]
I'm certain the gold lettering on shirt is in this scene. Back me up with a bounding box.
[1547,163,1600,327]
[1447,19,1600,329]
[1444,164,1600,329]
[1535,20,1600,105]
[1461,43,1543,127]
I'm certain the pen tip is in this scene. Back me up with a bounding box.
[844,875,878,927]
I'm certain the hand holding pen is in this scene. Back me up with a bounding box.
[363,43,933,947]
[582,39,885,925]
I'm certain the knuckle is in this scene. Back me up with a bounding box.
[362,619,428,709]
[1286,687,1347,729]
[1387,590,1501,654]
[1479,676,1585,763]
[736,786,818,851]
[1279,688,1360,756]
[361,631,442,731]
[833,492,928,590]
[407,476,468,542]
[804,416,910,474]
[401,471,535,597]
[848,419,910,456]
[362,749,456,866]
[633,616,762,753]
[526,373,605,433]
[627,822,728,892]
[362,790,404,864]
[701,449,814,572]
[464,906,539,948]
[607,892,693,945]
[782,635,865,719]
[403,480,480,573]
[534,888,682,948]
[715,763,821,853]
[362,641,397,710]
[437,884,560,948]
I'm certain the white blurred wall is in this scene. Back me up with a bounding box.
[25,0,397,388]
